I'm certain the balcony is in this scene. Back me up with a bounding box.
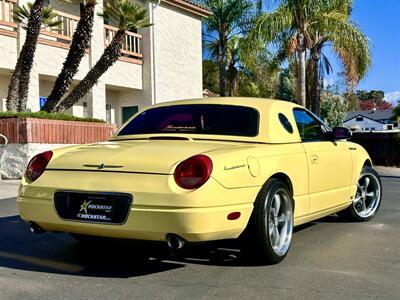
[0,0,142,64]
[0,0,17,36]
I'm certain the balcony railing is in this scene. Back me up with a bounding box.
[0,0,17,35]
[39,10,80,49]
[0,5,142,63]
[104,24,143,62]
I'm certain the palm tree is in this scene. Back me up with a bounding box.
[226,37,241,96]
[42,0,97,113]
[54,0,151,113]
[17,2,61,111]
[203,0,253,96]
[6,0,60,111]
[307,0,370,113]
[247,0,369,107]
[207,34,243,96]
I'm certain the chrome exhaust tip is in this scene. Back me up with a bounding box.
[29,222,45,234]
[166,234,186,250]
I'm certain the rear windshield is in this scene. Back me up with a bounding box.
[118,104,259,137]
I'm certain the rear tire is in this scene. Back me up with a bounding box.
[241,178,293,264]
[338,166,382,221]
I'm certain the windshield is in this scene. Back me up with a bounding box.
[118,104,259,137]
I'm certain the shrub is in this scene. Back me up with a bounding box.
[0,111,105,123]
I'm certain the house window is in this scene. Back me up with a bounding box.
[387,124,393,130]
[106,104,112,123]
[83,102,88,118]
[371,127,375,131]
[356,116,363,121]
[122,106,139,124]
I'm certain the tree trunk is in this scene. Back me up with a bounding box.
[43,1,96,112]
[55,30,126,113]
[229,77,235,96]
[219,55,226,96]
[296,33,306,107]
[311,50,320,114]
[5,54,24,111]
[228,64,236,96]
[218,32,227,96]
[16,0,45,112]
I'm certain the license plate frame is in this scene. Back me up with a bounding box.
[54,191,132,225]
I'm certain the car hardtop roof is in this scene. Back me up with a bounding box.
[145,97,303,112]
[115,97,304,144]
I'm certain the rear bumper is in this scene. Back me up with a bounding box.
[17,170,259,242]
[18,197,253,242]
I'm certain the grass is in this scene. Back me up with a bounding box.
[0,111,105,123]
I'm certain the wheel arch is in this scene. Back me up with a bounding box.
[266,172,295,212]
[363,159,372,168]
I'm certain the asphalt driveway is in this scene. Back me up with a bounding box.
[0,177,398,299]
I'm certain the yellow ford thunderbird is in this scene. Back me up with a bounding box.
[18,98,382,264]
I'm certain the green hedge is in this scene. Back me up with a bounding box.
[0,111,105,123]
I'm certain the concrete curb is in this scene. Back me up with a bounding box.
[375,166,400,177]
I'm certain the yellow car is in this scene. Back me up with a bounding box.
[18,98,382,264]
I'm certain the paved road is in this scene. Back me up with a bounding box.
[0,178,399,299]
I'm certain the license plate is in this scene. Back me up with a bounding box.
[54,191,132,224]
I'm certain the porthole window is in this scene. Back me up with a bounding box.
[278,113,293,134]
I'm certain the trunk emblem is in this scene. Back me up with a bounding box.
[83,163,123,169]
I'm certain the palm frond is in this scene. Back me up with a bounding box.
[319,51,333,75]
[328,18,371,82]
[99,0,151,31]
[247,5,293,44]
[13,3,62,30]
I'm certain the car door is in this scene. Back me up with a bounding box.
[293,108,352,214]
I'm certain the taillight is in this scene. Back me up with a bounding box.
[25,151,53,182]
[174,155,213,189]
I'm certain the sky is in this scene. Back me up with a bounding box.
[323,0,400,103]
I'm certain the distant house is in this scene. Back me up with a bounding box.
[203,89,219,97]
[343,109,399,132]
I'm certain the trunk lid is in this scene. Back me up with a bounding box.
[48,139,245,174]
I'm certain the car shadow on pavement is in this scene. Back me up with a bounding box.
[0,215,186,278]
[0,214,322,276]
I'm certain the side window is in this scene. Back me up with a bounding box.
[293,109,326,142]
[278,113,294,134]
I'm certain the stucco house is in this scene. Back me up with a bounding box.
[343,109,399,132]
[0,0,211,126]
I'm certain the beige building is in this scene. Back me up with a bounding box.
[0,0,211,126]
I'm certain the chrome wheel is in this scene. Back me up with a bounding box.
[267,189,293,256]
[353,173,381,218]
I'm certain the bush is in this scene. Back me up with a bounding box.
[0,111,105,123]
[319,92,348,127]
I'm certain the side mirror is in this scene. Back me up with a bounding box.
[326,127,352,140]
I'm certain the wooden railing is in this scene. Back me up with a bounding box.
[0,0,17,35]
[104,24,142,62]
[0,5,143,63]
[39,10,80,48]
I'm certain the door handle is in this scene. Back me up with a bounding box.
[310,154,319,164]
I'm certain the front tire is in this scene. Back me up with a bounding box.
[242,178,294,264]
[339,166,382,221]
